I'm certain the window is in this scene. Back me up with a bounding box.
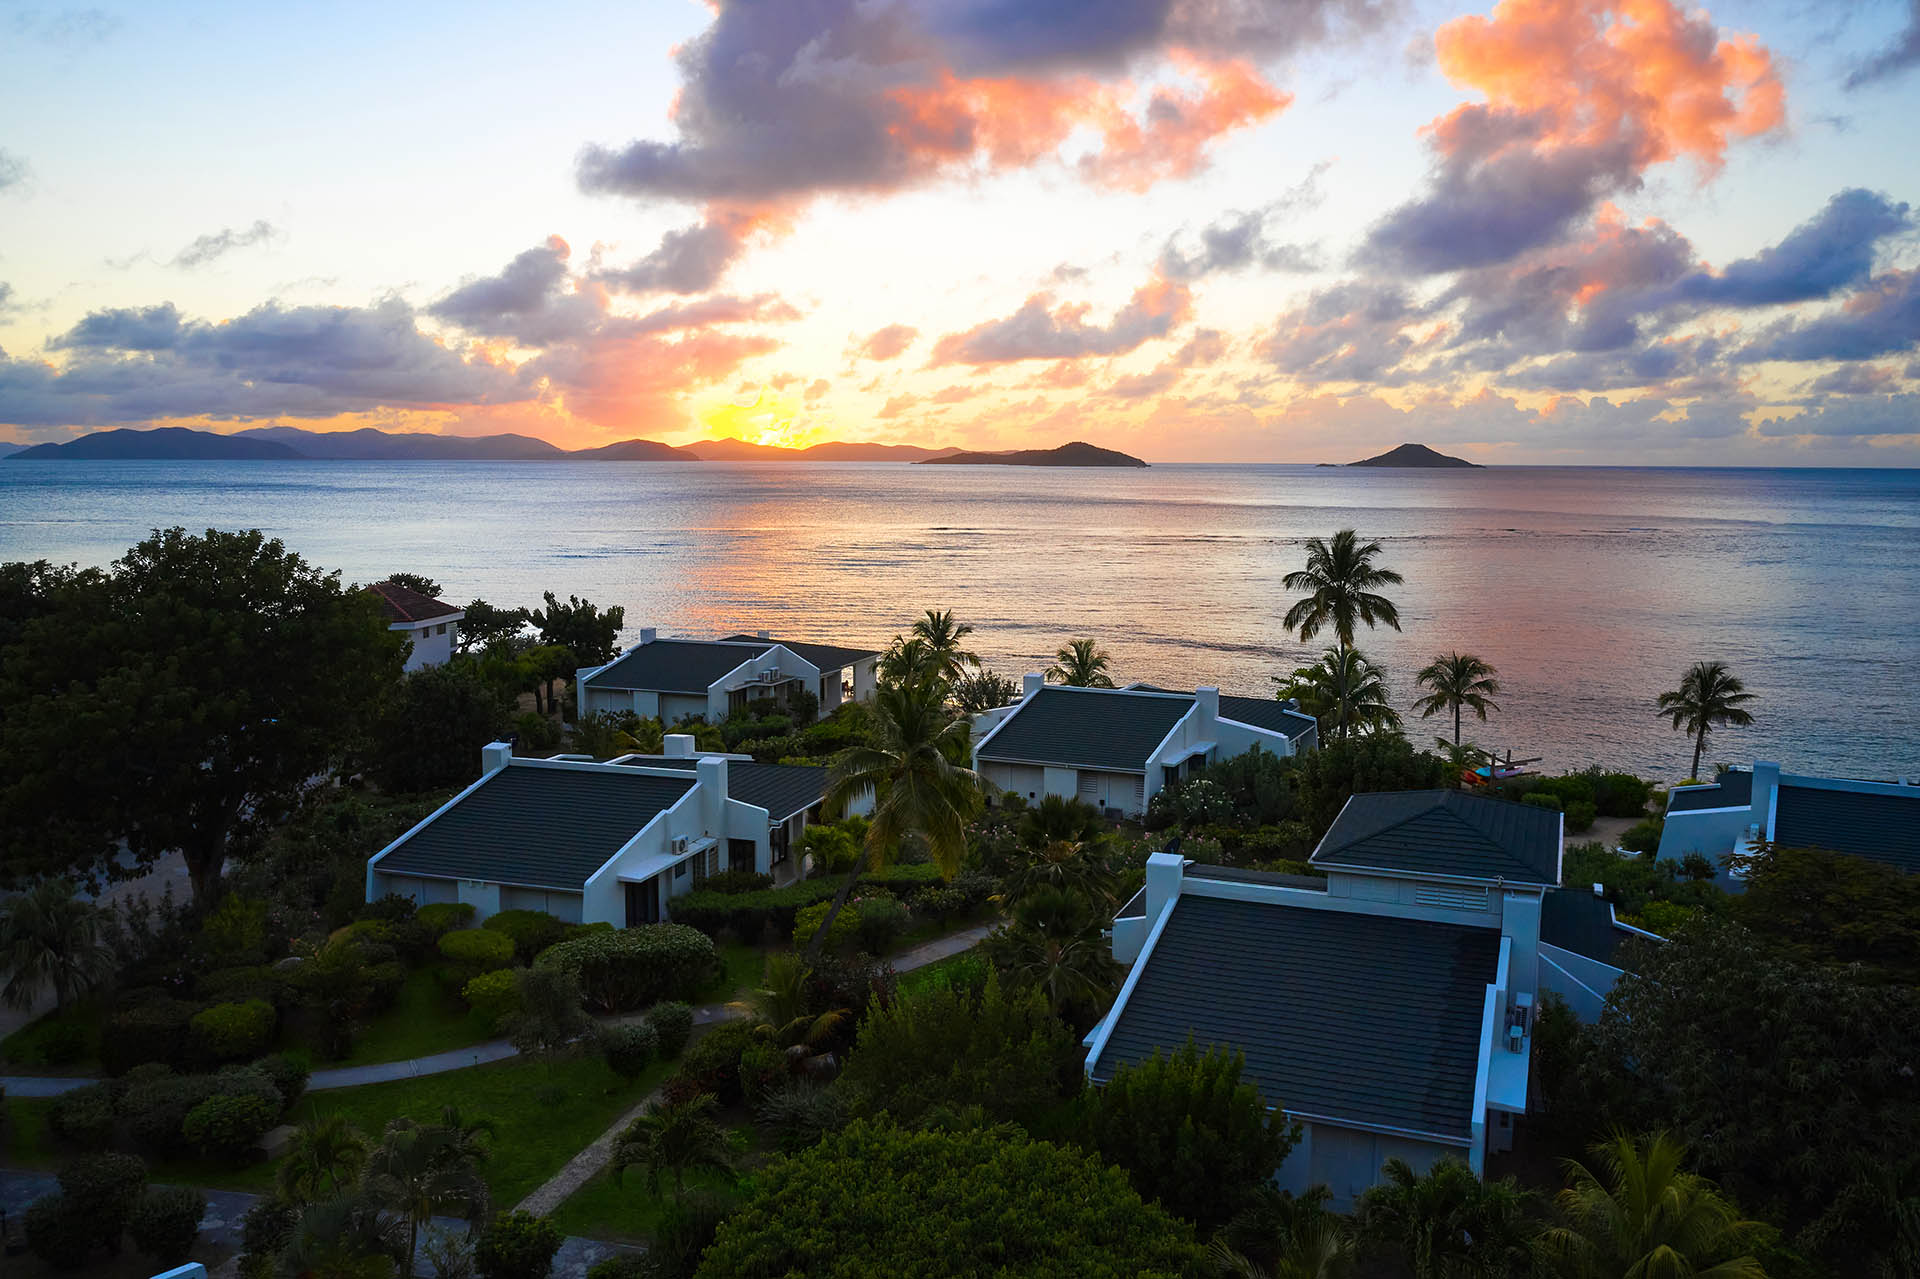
[674,861,688,880]
[435,623,447,636]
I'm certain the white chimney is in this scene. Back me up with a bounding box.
[756,629,771,641]
[1752,760,1781,837]
[697,754,729,835]
[1144,850,1185,923]
[664,733,696,757]
[1195,686,1219,730]
[638,627,657,646]
[481,741,512,774]
[1022,672,1044,700]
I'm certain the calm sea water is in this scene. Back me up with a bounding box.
[2,459,1916,780]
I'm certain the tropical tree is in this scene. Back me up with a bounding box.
[279,1193,404,1279]
[276,1114,370,1204]
[1210,1212,1355,1279]
[1656,662,1757,782]
[611,1093,737,1196]
[1432,739,1487,787]
[1276,648,1402,743]
[362,1118,491,1274]
[1412,653,1502,747]
[951,667,1019,714]
[1047,637,1116,688]
[527,591,625,669]
[1357,1157,1537,1279]
[502,967,593,1070]
[809,679,980,958]
[1536,1132,1766,1279]
[0,878,116,1010]
[436,1107,498,1168]
[909,609,980,684]
[1282,529,1403,657]
[456,600,529,655]
[983,887,1122,1028]
[1001,839,1118,907]
[382,573,444,599]
[749,951,848,1056]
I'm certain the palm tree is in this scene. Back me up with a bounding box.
[1357,1157,1537,1279]
[1208,1211,1355,1279]
[910,609,980,684]
[1282,529,1403,657]
[279,1193,405,1279]
[1656,662,1757,782]
[808,679,981,958]
[1433,739,1488,789]
[0,878,116,1011]
[983,887,1121,1025]
[435,1106,496,1166]
[1047,638,1116,688]
[1412,653,1502,746]
[1276,648,1401,743]
[878,635,939,690]
[750,951,848,1057]
[1536,1132,1766,1279]
[611,1093,737,1195]
[1016,794,1105,849]
[276,1114,370,1204]
[1001,839,1118,907]
[362,1118,491,1275]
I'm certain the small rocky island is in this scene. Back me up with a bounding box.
[917,440,1147,467]
[1348,442,1479,468]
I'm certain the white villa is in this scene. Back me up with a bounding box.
[1088,789,1655,1207]
[970,677,1319,818]
[576,629,880,726]
[1657,760,1920,881]
[363,581,464,671]
[365,735,847,923]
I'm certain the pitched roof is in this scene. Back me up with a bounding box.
[620,757,829,821]
[1774,783,1920,875]
[1668,770,1754,813]
[976,686,1193,773]
[374,765,694,891]
[587,639,765,693]
[719,636,879,669]
[1311,790,1561,885]
[1540,890,1626,967]
[1092,895,1499,1141]
[364,581,462,624]
[1186,863,1328,893]
[1218,695,1320,740]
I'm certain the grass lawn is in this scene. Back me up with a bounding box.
[0,999,108,1072]
[708,941,765,1004]
[547,1114,759,1243]
[897,946,989,997]
[331,967,497,1066]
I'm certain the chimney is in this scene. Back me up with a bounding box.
[663,733,695,757]
[481,741,512,774]
[1022,672,1045,700]
[1144,850,1185,923]
[638,627,657,646]
[756,629,771,641]
[1195,686,1219,731]
[1752,760,1781,837]
[697,754,729,835]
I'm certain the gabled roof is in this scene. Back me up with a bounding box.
[374,765,694,891]
[1311,790,1561,885]
[621,757,829,821]
[364,581,462,624]
[1218,695,1320,740]
[719,636,879,669]
[1092,895,1499,1141]
[1540,890,1627,967]
[1668,770,1753,813]
[976,686,1193,773]
[588,639,766,693]
[1775,783,1920,874]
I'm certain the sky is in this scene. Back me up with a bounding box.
[2,0,1919,464]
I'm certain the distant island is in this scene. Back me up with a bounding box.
[1348,442,1479,468]
[686,438,959,462]
[918,441,1147,468]
[10,427,304,460]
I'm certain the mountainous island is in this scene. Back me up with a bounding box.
[9,427,305,460]
[687,437,959,462]
[917,441,1147,468]
[1347,442,1480,468]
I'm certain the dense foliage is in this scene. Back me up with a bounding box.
[474,1211,564,1279]
[532,923,718,1012]
[364,661,513,793]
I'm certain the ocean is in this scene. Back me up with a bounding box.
[2,459,1916,781]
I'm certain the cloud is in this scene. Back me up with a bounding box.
[593,207,773,295]
[851,323,920,361]
[1361,0,1784,274]
[0,283,16,314]
[50,303,185,351]
[1739,269,1920,363]
[1846,0,1920,90]
[430,236,604,345]
[1158,164,1329,279]
[0,149,27,193]
[1261,281,1427,382]
[1805,363,1902,395]
[931,273,1191,364]
[1673,189,1911,307]
[1754,393,1920,436]
[171,220,280,269]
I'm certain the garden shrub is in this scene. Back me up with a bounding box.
[201,894,270,967]
[1593,771,1653,818]
[36,1020,92,1066]
[25,1194,94,1269]
[533,923,718,1013]
[474,1211,564,1279]
[600,1022,659,1082]
[416,901,477,938]
[649,1189,737,1279]
[792,899,863,953]
[908,885,967,922]
[738,1040,786,1104]
[1619,817,1665,854]
[670,879,839,940]
[1629,899,1699,934]
[191,999,278,1062]
[58,1151,148,1252]
[483,909,567,964]
[120,1065,282,1156]
[129,1186,206,1264]
[197,965,286,1007]
[49,1082,117,1150]
[1565,800,1598,833]
[859,864,945,895]
[1521,791,1562,811]
[236,1199,299,1279]
[358,893,419,924]
[1680,851,1718,881]
[585,1257,647,1279]
[755,1078,850,1152]
[853,894,911,954]
[701,869,775,895]
[647,1001,694,1058]
[182,1092,280,1159]
[514,710,562,751]
[439,927,516,976]
[102,997,203,1075]
[463,967,523,1027]
[804,953,898,1022]
[674,1020,757,1105]
[253,1052,310,1108]
[1241,822,1316,861]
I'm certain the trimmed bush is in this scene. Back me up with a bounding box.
[121,1066,281,1156]
[1593,771,1653,818]
[1566,800,1598,833]
[600,1022,659,1082]
[474,1211,564,1279]
[647,1001,694,1058]
[25,1194,93,1269]
[463,967,523,1028]
[676,1020,758,1106]
[672,866,948,941]
[853,895,911,954]
[701,869,775,895]
[49,1082,117,1150]
[1521,792,1562,811]
[253,1052,310,1109]
[484,909,567,964]
[416,901,477,938]
[130,1186,206,1265]
[1620,817,1665,854]
[102,997,202,1075]
[792,900,863,953]
[196,965,286,1007]
[191,999,278,1062]
[59,1152,148,1252]
[533,924,718,1013]
[738,1041,785,1104]
[439,927,517,976]
[182,1092,279,1159]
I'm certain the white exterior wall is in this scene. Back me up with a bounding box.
[851,657,877,703]
[1655,805,1755,865]
[395,616,460,672]
[1539,942,1626,1023]
[1278,1121,1464,1211]
[1074,769,1145,814]
[982,761,1045,803]
[704,645,824,722]
[1041,765,1079,801]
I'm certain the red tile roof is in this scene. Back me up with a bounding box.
[364,581,462,624]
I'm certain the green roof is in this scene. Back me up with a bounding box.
[374,765,694,891]
[1540,890,1628,966]
[1311,790,1561,885]
[1093,895,1499,1141]
[587,640,765,694]
[620,757,829,821]
[1775,783,1920,874]
[1217,695,1319,740]
[719,636,879,670]
[976,686,1192,773]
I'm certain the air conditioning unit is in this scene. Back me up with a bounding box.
[760,666,780,683]
[671,836,689,856]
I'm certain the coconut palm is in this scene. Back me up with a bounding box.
[276,1114,371,1204]
[1656,662,1757,783]
[0,878,116,1011]
[1433,739,1488,789]
[1536,1131,1766,1279]
[1282,529,1403,656]
[1276,648,1402,743]
[1208,1211,1356,1279]
[750,951,848,1053]
[910,609,981,683]
[1412,653,1502,746]
[1047,637,1116,688]
[878,635,939,689]
[1357,1157,1537,1279]
[1016,794,1106,849]
[611,1093,737,1195]
[809,679,980,958]
[983,887,1121,1025]
[362,1118,490,1275]
[1001,839,1119,907]
[278,1193,404,1279]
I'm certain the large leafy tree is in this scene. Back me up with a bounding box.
[528,591,625,668]
[1281,530,1402,657]
[1047,637,1117,687]
[1536,1132,1766,1279]
[1292,735,1447,836]
[363,661,513,793]
[951,667,1019,714]
[1276,648,1401,743]
[0,528,403,901]
[1730,843,1920,982]
[1411,653,1502,747]
[458,599,530,654]
[382,572,443,598]
[0,878,115,1011]
[1356,1157,1537,1279]
[1655,661,1756,781]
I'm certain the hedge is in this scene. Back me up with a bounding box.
[462,968,523,1028]
[483,909,568,964]
[102,997,204,1075]
[183,1092,280,1159]
[130,1186,206,1264]
[49,1082,117,1150]
[120,1065,283,1157]
[416,902,477,938]
[792,900,863,953]
[673,865,949,940]
[59,1152,147,1252]
[532,924,718,1013]
[191,999,278,1062]
[439,927,517,976]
